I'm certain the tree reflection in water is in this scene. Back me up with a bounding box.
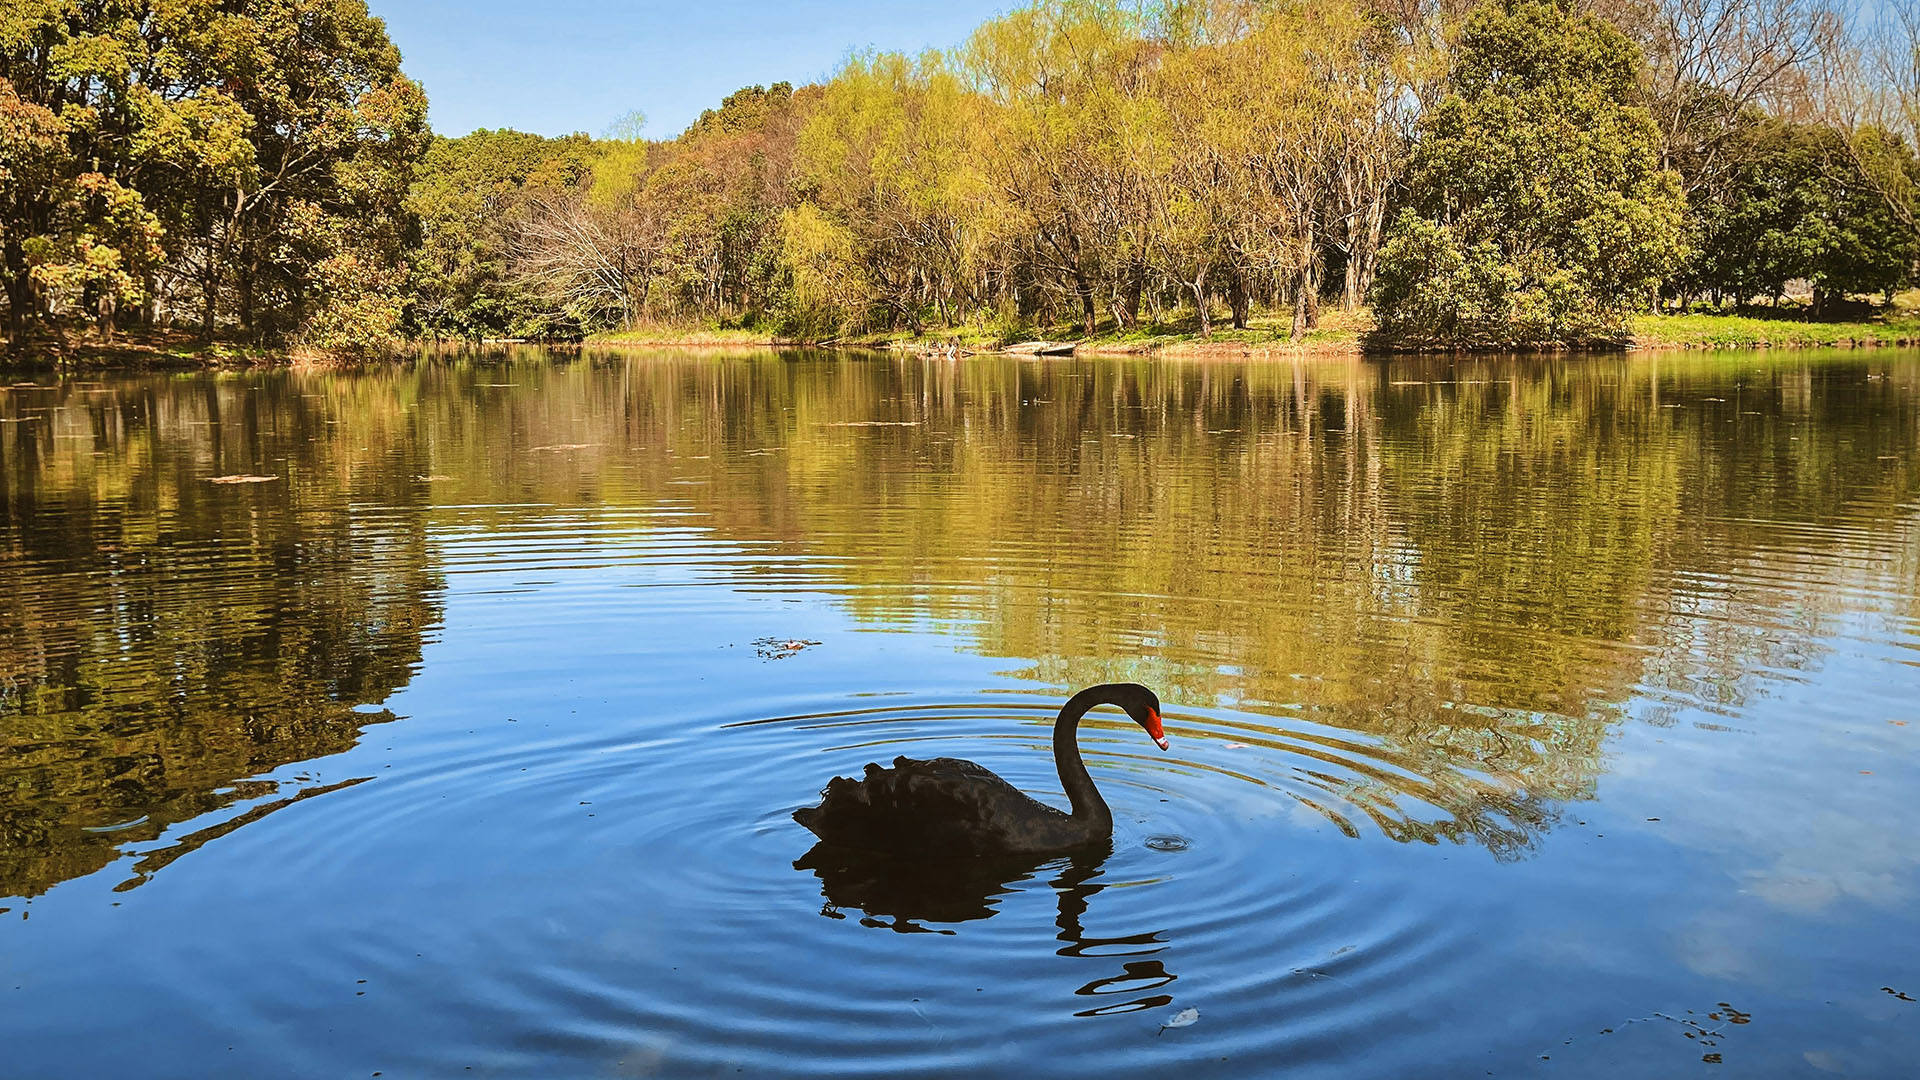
[0,376,444,897]
[4,348,1916,899]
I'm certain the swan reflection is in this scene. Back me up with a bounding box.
[795,843,1179,1015]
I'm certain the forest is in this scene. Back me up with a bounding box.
[3,0,1918,353]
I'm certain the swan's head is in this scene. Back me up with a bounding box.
[1110,683,1168,751]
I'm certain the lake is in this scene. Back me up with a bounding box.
[2,348,1916,1077]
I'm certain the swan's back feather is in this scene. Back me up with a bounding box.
[793,755,1090,857]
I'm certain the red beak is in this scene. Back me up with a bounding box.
[1146,708,1169,751]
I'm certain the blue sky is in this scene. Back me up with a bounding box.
[375,1,1012,139]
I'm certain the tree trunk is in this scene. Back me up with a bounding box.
[1189,267,1211,339]
[1292,228,1318,340]
[1075,274,1097,335]
[1229,267,1250,330]
[239,256,256,338]
[3,238,35,353]
[1118,261,1144,330]
[201,266,218,342]
[1306,255,1321,330]
[1357,198,1386,307]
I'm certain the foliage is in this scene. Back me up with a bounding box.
[3,0,1908,354]
[1680,117,1916,309]
[1373,0,1689,346]
[0,0,427,352]
[405,128,593,340]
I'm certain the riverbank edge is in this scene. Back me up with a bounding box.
[10,314,1919,370]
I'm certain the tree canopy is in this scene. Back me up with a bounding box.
[1372,0,1689,345]
[0,0,426,351]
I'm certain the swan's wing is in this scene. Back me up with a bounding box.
[800,756,1072,856]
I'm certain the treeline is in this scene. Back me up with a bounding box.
[4,0,1918,353]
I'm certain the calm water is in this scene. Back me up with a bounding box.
[2,349,1917,1077]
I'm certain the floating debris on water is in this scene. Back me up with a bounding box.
[753,637,821,660]
[1157,1007,1199,1035]
[206,475,279,484]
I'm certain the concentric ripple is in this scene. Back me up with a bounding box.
[160,693,1486,1079]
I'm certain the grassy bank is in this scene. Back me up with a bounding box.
[583,311,1371,356]
[1629,309,1920,349]
[585,325,787,348]
[583,305,1920,356]
[0,329,318,370]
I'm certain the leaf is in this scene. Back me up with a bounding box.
[1163,1007,1199,1030]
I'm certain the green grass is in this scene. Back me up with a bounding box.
[1632,307,1920,349]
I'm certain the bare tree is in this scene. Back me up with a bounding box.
[1615,0,1840,194]
[1814,0,1920,228]
[510,190,664,328]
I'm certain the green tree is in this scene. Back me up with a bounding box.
[406,129,593,339]
[1680,118,1917,310]
[1372,0,1688,346]
[0,0,427,352]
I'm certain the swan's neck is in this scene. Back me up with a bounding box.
[1054,688,1113,836]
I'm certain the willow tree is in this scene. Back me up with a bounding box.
[964,0,1168,333]
[791,52,993,333]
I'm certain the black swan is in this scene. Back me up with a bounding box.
[792,683,1167,857]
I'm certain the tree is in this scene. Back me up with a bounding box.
[0,0,427,351]
[1373,0,1689,346]
[0,77,71,346]
[1682,117,1916,308]
[406,129,593,339]
[793,52,998,334]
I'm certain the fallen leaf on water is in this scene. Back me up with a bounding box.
[1223,742,1250,749]
[206,475,279,484]
[1159,1007,1199,1033]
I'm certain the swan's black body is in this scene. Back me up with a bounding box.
[792,684,1166,857]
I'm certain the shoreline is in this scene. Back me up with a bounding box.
[8,315,1918,371]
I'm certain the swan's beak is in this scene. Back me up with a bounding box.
[1146,709,1169,751]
